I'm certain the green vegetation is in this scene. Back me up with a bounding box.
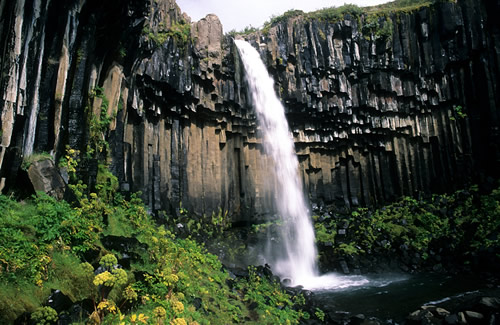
[31,306,58,324]
[143,20,191,47]
[261,9,304,34]
[234,0,452,38]
[362,14,394,41]
[1,151,309,324]
[234,266,309,323]
[314,185,500,265]
[227,25,259,37]
[450,105,467,121]
[307,4,364,23]
[86,86,113,158]
[364,0,436,14]
[166,205,232,240]
[21,152,53,170]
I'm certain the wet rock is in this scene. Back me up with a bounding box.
[457,312,467,325]
[477,297,500,313]
[256,264,273,278]
[407,309,435,324]
[433,263,444,273]
[360,318,381,325]
[435,308,451,318]
[47,290,72,313]
[328,311,352,325]
[226,266,249,279]
[350,313,366,325]
[464,311,484,324]
[445,314,460,325]
[340,260,350,274]
[421,305,451,318]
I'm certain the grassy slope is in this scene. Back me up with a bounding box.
[0,189,309,324]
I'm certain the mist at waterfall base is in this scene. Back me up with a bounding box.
[235,39,372,290]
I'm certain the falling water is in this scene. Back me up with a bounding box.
[235,40,317,284]
[235,40,369,290]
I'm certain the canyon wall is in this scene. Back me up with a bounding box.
[252,0,500,208]
[0,0,498,220]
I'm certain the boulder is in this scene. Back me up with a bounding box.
[463,311,484,324]
[477,297,500,313]
[27,158,66,200]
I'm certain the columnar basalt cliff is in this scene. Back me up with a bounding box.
[0,0,498,219]
[249,0,500,207]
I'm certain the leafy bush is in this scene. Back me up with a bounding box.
[362,14,394,40]
[308,4,364,22]
[227,25,259,37]
[143,21,191,46]
[262,9,304,34]
[31,306,58,324]
[235,266,308,323]
[314,185,500,267]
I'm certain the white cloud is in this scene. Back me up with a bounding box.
[176,0,391,32]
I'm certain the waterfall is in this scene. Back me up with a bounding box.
[236,40,369,290]
[235,40,318,284]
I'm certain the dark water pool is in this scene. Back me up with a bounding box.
[311,273,498,322]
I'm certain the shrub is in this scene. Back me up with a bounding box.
[314,185,500,267]
[308,4,363,22]
[143,21,191,46]
[31,306,58,325]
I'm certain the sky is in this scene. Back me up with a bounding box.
[176,0,392,32]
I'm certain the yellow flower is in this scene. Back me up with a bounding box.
[97,300,109,310]
[124,285,138,301]
[129,314,149,324]
[153,306,166,318]
[137,314,149,324]
[170,318,187,325]
[172,301,184,314]
[93,271,114,286]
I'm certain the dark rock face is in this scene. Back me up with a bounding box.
[0,0,499,220]
[251,0,500,207]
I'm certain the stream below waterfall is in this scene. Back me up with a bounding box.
[309,273,500,322]
[207,227,500,322]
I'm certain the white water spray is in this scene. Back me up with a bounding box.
[236,40,369,290]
